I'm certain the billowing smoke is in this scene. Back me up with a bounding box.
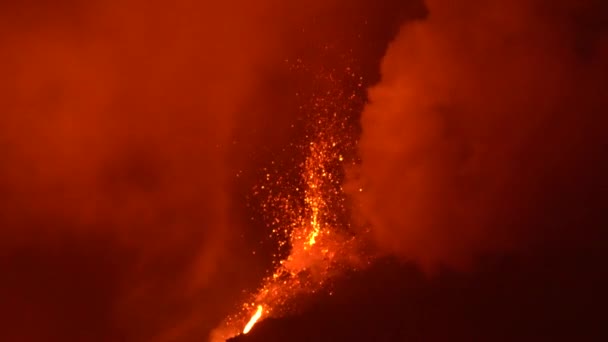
[350,0,608,271]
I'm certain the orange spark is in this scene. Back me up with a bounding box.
[243,305,263,334]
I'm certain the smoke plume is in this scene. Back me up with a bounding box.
[351,0,608,271]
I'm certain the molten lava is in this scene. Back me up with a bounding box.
[210,61,369,341]
[243,305,263,334]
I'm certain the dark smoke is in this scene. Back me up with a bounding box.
[349,0,608,271]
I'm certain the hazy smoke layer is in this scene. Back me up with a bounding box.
[0,1,285,340]
[0,1,332,341]
[352,0,608,270]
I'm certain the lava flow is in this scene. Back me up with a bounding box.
[210,62,368,341]
[242,305,263,334]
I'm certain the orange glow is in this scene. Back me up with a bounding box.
[211,61,369,341]
[243,305,263,334]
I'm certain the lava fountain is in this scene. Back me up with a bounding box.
[210,61,370,341]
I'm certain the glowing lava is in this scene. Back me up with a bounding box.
[210,60,369,342]
[243,305,263,334]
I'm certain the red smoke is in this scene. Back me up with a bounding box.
[350,0,608,271]
[0,1,353,341]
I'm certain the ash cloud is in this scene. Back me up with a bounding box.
[350,0,608,271]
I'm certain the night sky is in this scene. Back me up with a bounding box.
[1,1,607,341]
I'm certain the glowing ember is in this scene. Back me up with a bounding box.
[243,305,263,334]
[210,59,369,341]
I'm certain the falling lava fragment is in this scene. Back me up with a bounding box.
[243,305,263,334]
